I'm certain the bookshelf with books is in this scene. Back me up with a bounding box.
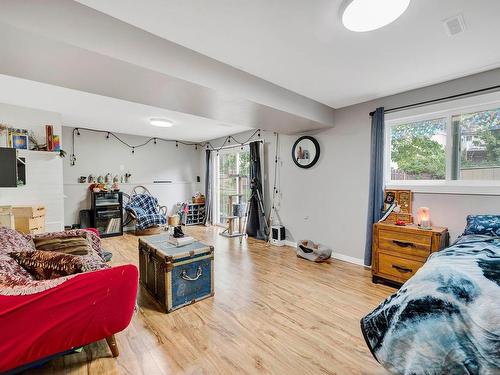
[91,191,123,238]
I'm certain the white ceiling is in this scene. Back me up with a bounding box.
[0,1,336,138]
[76,0,500,108]
[0,75,252,142]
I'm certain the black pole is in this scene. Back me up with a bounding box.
[369,84,500,116]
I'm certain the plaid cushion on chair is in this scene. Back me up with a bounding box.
[125,194,167,230]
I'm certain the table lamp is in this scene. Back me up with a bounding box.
[417,207,432,230]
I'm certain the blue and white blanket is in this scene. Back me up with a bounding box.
[124,194,166,230]
[361,234,500,375]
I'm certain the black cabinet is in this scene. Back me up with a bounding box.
[0,148,26,187]
[91,192,123,238]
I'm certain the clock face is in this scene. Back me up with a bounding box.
[292,136,320,169]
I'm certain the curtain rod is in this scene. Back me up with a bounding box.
[369,84,500,116]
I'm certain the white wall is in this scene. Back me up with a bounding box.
[208,69,500,264]
[62,127,203,226]
[412,194,500,241]
[0,103,64,231]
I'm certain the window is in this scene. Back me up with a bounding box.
[390,118,447,180]
[453,108,500,180]
[216,147,250,225]
[385,99,500,192]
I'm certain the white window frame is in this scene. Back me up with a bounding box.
[385,90,500,195]
[214,145,250,227]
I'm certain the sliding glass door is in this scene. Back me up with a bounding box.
[216,146,250,225]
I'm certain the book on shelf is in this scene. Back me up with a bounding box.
[114,218,121,233]
[105,219,113,233]
[45,125,54,151]
[105,218,120,234]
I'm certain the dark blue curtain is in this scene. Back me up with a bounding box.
[246,141,267,240]
[364,107,385,266]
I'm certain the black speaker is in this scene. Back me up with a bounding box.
[271,225,285,246]
[79,209,91,228]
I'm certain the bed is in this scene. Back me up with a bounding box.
[361,215,500,375]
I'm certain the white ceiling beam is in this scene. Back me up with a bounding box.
[0,0,335,133]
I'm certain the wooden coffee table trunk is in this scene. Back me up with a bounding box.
[138,235,214,313]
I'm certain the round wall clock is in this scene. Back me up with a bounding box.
[291,136,320,169]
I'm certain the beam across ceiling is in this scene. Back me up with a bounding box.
[0,0,335,134]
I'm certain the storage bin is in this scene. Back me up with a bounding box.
[12,205,46,234]
[138,234,214,313]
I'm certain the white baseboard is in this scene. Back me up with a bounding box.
[284,240,365,266]
[331,253,365,266]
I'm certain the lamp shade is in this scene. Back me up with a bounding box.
[417,207,431,229]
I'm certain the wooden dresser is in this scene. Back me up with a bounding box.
[372,222,449,286]
[12,205,46,235]
[0,206,15,229]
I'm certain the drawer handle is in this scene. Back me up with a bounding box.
[393,240,414,248]
[392,264,412,273]
[181,266,202,281]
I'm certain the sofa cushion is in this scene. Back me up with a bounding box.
[10,250,106,280]
[26,229,104,258]
[33,234,91,256]
[0,227,36,255]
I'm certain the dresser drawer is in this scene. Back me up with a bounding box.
[28,217,45,233]
[378,252,424,282]
[379,229,431,258]
[15,217,45,235]
[13,205,46,218]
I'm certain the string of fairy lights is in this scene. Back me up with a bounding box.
[69,127,261,166]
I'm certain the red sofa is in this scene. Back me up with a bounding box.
[0,228,138,373]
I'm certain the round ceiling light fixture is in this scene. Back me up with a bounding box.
[149,118,174,127]
[340,0,410,32]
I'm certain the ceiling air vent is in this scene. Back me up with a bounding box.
[443,14,466,36]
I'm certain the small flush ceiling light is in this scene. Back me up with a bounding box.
[150,118,174,127]
[340,0,410,32]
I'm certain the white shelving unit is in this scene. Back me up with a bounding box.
[182,203,206,226]
[16,149,61,160]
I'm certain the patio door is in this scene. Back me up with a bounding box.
[215,146,250,226]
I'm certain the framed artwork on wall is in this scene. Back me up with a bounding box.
[8,129,28,150]
[291,136,320,169]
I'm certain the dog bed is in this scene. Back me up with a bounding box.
[296,240,332,262]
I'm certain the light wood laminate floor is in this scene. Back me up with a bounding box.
[22,226,395,375]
